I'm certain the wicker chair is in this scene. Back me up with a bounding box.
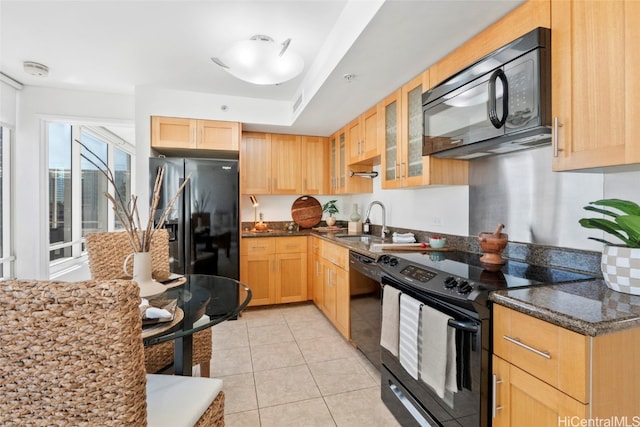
[0,279,224,426]
[85,230,212,377]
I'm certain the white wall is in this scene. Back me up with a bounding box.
[239,165,470,237]
[14,86,134,279]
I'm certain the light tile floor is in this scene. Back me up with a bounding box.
[208,303,402,427]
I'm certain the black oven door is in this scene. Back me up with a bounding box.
[380,275,487,427]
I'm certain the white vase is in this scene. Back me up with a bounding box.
[350,204,361,222]
[326,216,337,227]
[601,246,640,295]
[124,252,166,298]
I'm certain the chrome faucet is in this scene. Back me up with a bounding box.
[365,201,389,239]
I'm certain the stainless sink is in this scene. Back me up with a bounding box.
[335,234,385,245]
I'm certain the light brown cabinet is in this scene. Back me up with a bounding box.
[492,355,587,427]
[347,105,380,165]
[241,132,303,195]
[240,236,307,306]
[314,239,350,339]
[329,128,372,195]
[301,135,329,195]
[551,0,640,170]
[492,304,640,425]
[309,237,323,306]
[151,116,240,152]
[380,73,468,189]
[241,132,271,194]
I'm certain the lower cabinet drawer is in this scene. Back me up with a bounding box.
[493,304,588,403]
[275,236,307,254]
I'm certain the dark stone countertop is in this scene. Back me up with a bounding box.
[242,224,636,337]
[242,226,391,258]
[490,280,640,336]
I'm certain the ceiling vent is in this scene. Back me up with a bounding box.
[293,92,303,113]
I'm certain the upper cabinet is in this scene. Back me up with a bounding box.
[347,105,380,165]
[241,132,326,195]
[301,135,329,195]
[151,116,240,153]
[241,132,301,195]
[330,127,373,195]
[241,132,271,194]
[551,0,640,170]
[270,133,302,194]
[380,72,468,189]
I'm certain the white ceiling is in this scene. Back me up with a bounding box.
[1,0,524,141]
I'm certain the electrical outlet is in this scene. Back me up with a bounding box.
[429,216,443,226]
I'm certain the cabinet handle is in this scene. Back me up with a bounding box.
[252,245,267,249]
[553,116,563,158]
[401,161,406,179]
[503,335,551,359]
[492,374,503,418]
[303,178,307,191]
[316,261,320,276]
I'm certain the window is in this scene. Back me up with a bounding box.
[0,126,13,278]
[48,123,134,266]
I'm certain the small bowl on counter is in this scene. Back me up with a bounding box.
[429,236,446,248]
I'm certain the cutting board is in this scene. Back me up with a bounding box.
[291,196,322,228]
[370,243,452,251]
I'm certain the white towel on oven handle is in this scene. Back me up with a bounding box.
[380,285,401,356]
[399,293,422,380]
[420,305,457,400]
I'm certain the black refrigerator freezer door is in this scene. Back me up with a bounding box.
[149,157,187,274]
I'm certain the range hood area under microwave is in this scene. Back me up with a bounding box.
[422,27,551,160]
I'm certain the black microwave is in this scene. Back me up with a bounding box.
[422,27,551,160]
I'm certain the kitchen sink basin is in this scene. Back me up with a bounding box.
[335,234,385,244]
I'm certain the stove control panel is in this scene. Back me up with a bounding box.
[379,255,478,301]
[399,265,437,283]
[444,276,474,294]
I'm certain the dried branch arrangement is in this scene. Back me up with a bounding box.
[77,140,190,252]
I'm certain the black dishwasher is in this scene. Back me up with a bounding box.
[349,251,383,370]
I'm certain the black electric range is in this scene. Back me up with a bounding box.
[376,250,594,427]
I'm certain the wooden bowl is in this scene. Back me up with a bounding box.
[478,232,508,264]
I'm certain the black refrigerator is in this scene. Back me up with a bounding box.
[149,157,239,280]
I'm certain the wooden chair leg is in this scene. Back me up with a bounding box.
[200,362,210,378]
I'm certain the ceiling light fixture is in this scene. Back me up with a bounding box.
[23,61,49,77]
[211,35,304,85]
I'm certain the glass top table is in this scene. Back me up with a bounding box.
[142,274,252,376]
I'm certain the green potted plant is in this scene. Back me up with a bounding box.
[322,199,339,227]
[579,198,640,294]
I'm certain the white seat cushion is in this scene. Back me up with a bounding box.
[146,374,223,427]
